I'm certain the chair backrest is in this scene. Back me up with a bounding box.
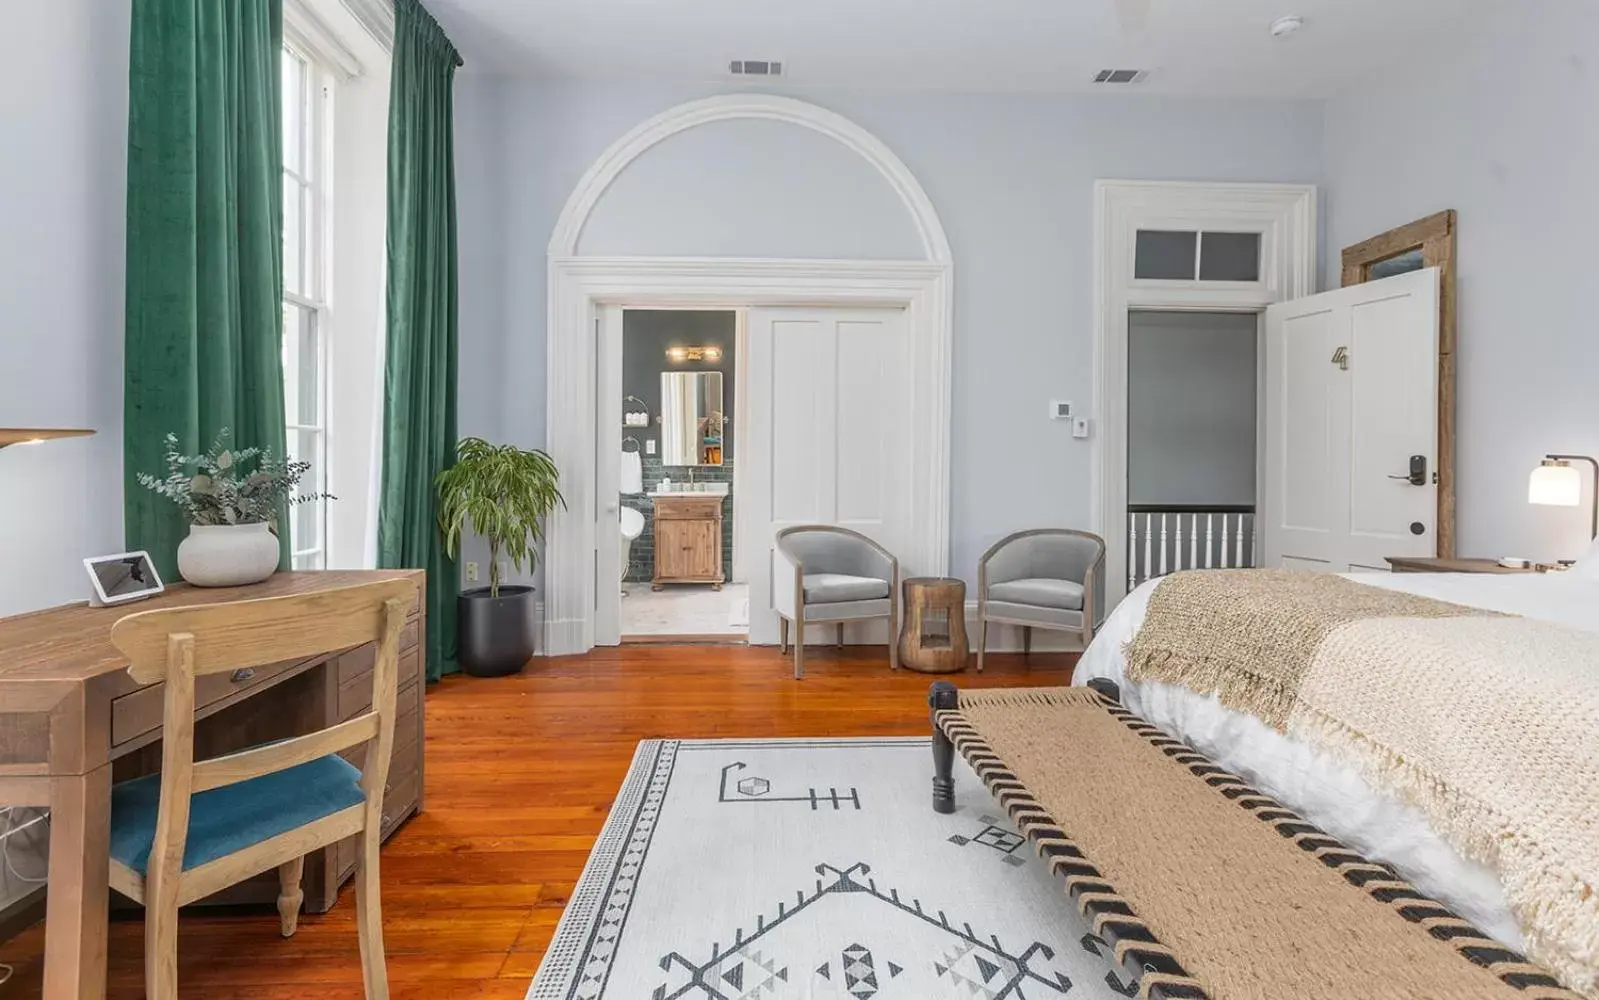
[109,577,417,885]
[775,525,892,578]
[983,529,1107,622]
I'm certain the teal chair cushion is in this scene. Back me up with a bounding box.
[110,753,366,874]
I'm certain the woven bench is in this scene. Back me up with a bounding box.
[928,681,1579,1000]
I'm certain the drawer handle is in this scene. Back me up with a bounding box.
[381,812,392,828]
[230,668,255,684]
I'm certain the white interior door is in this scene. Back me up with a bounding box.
[745,307,910,645]
[1263,268,1440,572]
[593,305,624,645]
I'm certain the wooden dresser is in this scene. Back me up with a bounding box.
[0,570,425,999]
[652,494,725,589]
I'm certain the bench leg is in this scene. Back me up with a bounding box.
[929,681,959,814]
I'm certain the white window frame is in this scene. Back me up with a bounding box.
[282,41,336,570]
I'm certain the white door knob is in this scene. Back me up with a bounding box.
[605,502,619,513]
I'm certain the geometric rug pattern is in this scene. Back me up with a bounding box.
[526,738,1132,999]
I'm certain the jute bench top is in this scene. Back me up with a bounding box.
[935,686,1578,1000]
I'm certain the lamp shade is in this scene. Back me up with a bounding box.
[1529,461,1582,507]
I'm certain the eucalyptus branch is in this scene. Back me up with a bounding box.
[137,429,334,528]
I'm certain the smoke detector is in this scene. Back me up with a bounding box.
[1269,15,1304,39]
[728,60,784,78]
[1093,69,1151,85]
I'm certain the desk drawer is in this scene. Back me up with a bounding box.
[111,657,302,747]
[338,648,421,721]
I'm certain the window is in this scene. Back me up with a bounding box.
[1133,229,1262,283]
[281,45,332,570]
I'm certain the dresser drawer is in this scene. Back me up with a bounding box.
[338,648,421,721]
[111,657,304,747]
[653,495,724,520]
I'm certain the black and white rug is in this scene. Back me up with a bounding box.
[527,738,1135,1000]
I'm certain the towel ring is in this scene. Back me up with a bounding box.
[624,395,648,412]
[622,436,642,453]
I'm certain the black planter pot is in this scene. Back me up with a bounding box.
[458,585,536,677]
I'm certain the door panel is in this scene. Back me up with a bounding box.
[1264,269,1440,572]
[746,307,909,645]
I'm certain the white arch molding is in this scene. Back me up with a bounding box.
[542,94,955,655]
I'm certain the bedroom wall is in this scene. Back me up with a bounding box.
[0,0,130,618]
[455,82,1325,585]
[1323,0,1599,563]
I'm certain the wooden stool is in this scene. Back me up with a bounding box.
[897,577,969,673]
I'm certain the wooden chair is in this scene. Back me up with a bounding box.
[106,577,418,1000]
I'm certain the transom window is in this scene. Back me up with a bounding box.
[1134,229,1262,283]
[281,45,332,570]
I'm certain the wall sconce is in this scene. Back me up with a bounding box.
[665,345,722,363]
[1528,453,1598,539]
[0,428,95,450]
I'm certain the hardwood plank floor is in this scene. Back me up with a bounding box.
[0,645,1073,998]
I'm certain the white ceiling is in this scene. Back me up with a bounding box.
[424,0,1492,98]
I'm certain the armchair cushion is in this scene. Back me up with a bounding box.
[988,577,1083,610]
[802,573,890,604]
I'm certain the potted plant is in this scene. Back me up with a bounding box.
[137,430,331,587]
[436,437,564,676]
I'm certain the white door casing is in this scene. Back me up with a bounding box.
[594,305,625,646]
[1263,268,1441,572]
[544,95,952,657]
[744,308,911,646]
[1094,181,1318,605]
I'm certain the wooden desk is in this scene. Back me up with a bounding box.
[0,569,427,999]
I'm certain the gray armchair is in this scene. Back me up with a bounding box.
[773,525,900,679]
[976,528,1105,671]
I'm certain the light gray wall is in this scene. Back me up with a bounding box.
[1324,0,1599,562]
[1127,311,1257,508]
[0,1,130,617]
[457,82,1325,581]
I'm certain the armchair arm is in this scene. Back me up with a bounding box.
[772,540,801,617]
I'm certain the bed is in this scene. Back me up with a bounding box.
[1074,564,1599,993]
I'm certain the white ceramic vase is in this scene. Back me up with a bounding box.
[177,522,280,588]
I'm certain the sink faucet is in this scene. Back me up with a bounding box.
[687,466,696,486]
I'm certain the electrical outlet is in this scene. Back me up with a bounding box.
[646,439,656,455]
[465,561,480,583]
[1072,416,1091,439]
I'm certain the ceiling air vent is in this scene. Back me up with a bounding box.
[729,60,784,78]
[1094,69,1151,84]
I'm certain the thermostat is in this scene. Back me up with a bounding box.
[1050,400,1074,421]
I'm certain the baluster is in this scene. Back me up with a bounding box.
[1205,513,1215,569]
[1189,513,1199,570]
[1127,515,1137,591]
[1220,515,1232,568]
[1249,516,1258,567]
[1158,514,1169,577]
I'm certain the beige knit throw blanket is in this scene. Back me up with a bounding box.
[1126,570,1599,997]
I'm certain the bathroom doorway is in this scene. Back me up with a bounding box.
[611,307,749,641]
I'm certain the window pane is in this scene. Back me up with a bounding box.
[289,428,325,559]
[1199,232,1262,282]
[281,304,318,426]
[282,50,303,174]
[1134,230,1198,280]
[283,175,305,296]
[1369,248,1426,280]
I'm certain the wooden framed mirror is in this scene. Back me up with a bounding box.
[1341,210,1458,558]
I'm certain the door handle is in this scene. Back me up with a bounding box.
[1387,454,1428,486]
[605,502,619,513]
[1331,346,1349,371]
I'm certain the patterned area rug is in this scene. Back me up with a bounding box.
[527,738,1134,1000]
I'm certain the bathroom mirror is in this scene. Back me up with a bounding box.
[660,371,724,466]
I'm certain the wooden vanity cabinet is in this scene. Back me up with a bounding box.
[652,495,725,589]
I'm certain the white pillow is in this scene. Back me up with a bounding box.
[1573,535,1599,580]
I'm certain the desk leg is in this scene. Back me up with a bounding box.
[43,765,111,1000]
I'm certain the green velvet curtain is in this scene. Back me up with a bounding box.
[379,0,463,682]
[124,0,289,580]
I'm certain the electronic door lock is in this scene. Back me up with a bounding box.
[1387,454,1428,487]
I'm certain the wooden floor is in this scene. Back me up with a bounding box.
[0,644,1074,998]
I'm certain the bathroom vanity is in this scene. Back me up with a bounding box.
[651,492,725,589]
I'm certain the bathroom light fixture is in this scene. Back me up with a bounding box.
[1529,454,1598,539]
[1269,14,1304,39]
[665,345,723,363]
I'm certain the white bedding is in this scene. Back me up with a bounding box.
[1075,569,1599,953]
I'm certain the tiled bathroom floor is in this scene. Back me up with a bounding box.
[620,582,750,638]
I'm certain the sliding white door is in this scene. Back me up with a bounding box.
[745,307,911,645]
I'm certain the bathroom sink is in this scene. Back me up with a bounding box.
[650,483,729,497]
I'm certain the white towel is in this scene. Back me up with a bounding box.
[620,450,643,494]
